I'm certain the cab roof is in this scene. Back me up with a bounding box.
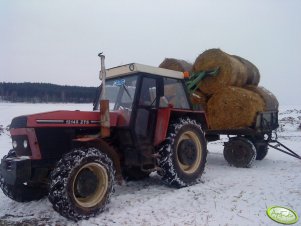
[105,63,184,80]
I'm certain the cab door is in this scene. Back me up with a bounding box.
[133,76,160,145]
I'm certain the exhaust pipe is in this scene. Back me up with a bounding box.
[98,52,106,99]
[98,52,110,138]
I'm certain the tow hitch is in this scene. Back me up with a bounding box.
[268,140,301,160]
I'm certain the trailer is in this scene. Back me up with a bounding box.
[187,70,301,167]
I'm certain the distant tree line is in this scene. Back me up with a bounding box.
[0,82,98,103]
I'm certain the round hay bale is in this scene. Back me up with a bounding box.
[193,49,249,94]
[190,90,208,111]
[159,58,192,72]
[207,86,265,129]
[245,86,279,111]
[231,55,260,85]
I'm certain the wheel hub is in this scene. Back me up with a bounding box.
[178,140,197,165]
[232,144,247,161]
[75,168,98,198]
[176,130,203,174]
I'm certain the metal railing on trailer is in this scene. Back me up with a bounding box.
[205,111,301,160]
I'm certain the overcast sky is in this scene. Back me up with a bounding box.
[0,0,300,105]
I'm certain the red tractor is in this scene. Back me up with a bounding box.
[0,54,208,220]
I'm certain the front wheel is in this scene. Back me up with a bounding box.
[48,147,115,221]
[159,118,207,188]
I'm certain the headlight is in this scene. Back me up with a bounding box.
[12,140,17,149]
[23,140,28,149]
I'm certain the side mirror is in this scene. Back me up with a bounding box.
[93,85,102,111]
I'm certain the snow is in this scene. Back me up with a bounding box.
[0,103,300,226]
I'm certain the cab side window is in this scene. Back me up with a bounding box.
[139,77,156,106]
[160,78,189,109]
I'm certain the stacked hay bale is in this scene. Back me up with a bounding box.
[159,58,192,72]
[193,49,260,94]
[231,55,260,85]
[245,86,279,111]
[206,87,265,129]
[159,49,278,130]
[191,48,278,129]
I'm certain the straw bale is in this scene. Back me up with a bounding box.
[245,86,279,111]
[193,49,248,94]
[231,55,260,85]
[207,87,265,129]
[159,58,192,72]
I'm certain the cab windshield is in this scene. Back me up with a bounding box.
[105,75,138,111]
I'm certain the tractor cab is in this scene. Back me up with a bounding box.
[95,63,192,129]
[105,65,190,110]
[94,63,199,172]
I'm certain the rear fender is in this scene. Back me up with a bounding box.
[154,108,208,146]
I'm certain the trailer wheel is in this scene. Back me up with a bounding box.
[246,136,269,160]
[0,150,47,202]
[159,118,207,188]
[224,137,256,168]
[255,144,268,160]
[48,147,114,221]
[252,141,269,160]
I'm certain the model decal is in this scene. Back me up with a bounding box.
[36,119,100,125]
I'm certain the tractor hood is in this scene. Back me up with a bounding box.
[10,110,126,129]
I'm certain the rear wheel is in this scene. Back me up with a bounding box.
[224,137,256,168]
[0,150,47,202]
[159,118,207,188]
[48,147,114,221]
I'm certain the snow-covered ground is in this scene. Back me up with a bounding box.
[0,103,300,226]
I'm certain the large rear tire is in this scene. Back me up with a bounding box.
[0,150,47,202]
[224,137,256,168]
[159,118,207,188]
[48,147,115,221]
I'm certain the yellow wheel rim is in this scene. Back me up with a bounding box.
[72,162,108,208]
[176,131,202,174]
